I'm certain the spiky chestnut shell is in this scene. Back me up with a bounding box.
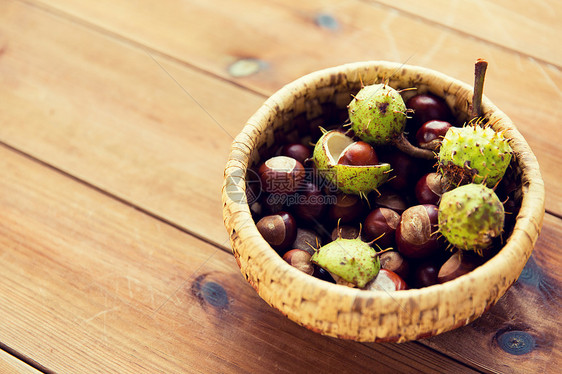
[312,130,390,197]
[438,123,512,188]
[311,237,380,288]
[438,183,505,253]
[348,83,407,145]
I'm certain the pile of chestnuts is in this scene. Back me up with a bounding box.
[247,80,520,293]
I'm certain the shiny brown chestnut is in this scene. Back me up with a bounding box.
[331,225,361,241]
[258,156,305,194]
[337,141,379,166]
[412,261,440,288]
[438,250,483,283]
[396,204,441,259]
[292,228,322,256]
[364,269,408,292]
[382,150,422,192]
[292,182,327,224]
[280,143,312,166]
[406,93,453,129]
[363,208,401,248]
[256,211,297,254]
[415,120,452,151]
[379,250,409,281]
[283,249,314,275]
[328,193,365,224]
[415,172,447,205]
[374,190,408,214]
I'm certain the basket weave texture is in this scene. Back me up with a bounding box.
[222,61,545,342]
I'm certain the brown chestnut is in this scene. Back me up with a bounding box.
[406,93,452,129]
[292,182,327,224]
[412,261,439,288]
[292,228,322,256]
[364,269,408,292]
[438,250,483,283]
[258,156,305,194]
[280,143,312,166]
[328,193,365,224]
[415,120,452,151]
[415,172,447,205]
[378,251,409,280]
[363,208,400,248]
[395,204,442,259]
[337,141,378,166]
[256,211,297,254]
[331,225,361,241]
[373,190,408,214]
[382,150,422,192]
[283,249,314,275]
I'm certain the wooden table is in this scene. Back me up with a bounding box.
[0,1,560,373]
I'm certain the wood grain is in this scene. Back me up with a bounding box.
[0,0,266,249]
[372,0,562,67]
[11,0,562,216]
[0,350,42,374]
[0,146,478,373]
[421,213,562,374]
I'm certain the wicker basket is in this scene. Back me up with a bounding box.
[222,61,545,342]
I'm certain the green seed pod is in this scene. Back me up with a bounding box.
[311,237,380,288]
[438,183,505,253]
[312,130,390,198]
[348,83,407,145]
[438,122,512,188]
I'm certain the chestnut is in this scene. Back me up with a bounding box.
[328,193,365,224]
[280,143,312,166]
[382,150,422,193]
[378,250,409,280]
[415,120,452,151]
[283,249,314,275]
[292,182,327,224]
[256,211,297,254]
[331,225,361,241]
[337,141,378,166]
[364,269,408,292]
[415,172,447,205]
[395,204,442,259]
[438,250,483,283]
[412,261,440,288]
[363,208,400,248]
[292,228,322,256]
[258,156,305,194]
[406,93,452,129]
[373,190,408,214]
[313,266,336,283]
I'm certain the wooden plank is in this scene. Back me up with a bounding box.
[372,0,562,67]
[0,350,42,374]
[8,0,562,217]
[420,213,562,374]
[0,146,479,373]
[0,0,267,249]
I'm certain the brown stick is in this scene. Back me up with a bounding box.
[393,133,435,160]
[470,58,488,119]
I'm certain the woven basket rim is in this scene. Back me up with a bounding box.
[222,60,545,342]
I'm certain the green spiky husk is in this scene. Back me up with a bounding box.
[348,84,407,145]
[438,123,512,188]
[312,130,391,196]
[311,238,380,288]
[438,183,505,253]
